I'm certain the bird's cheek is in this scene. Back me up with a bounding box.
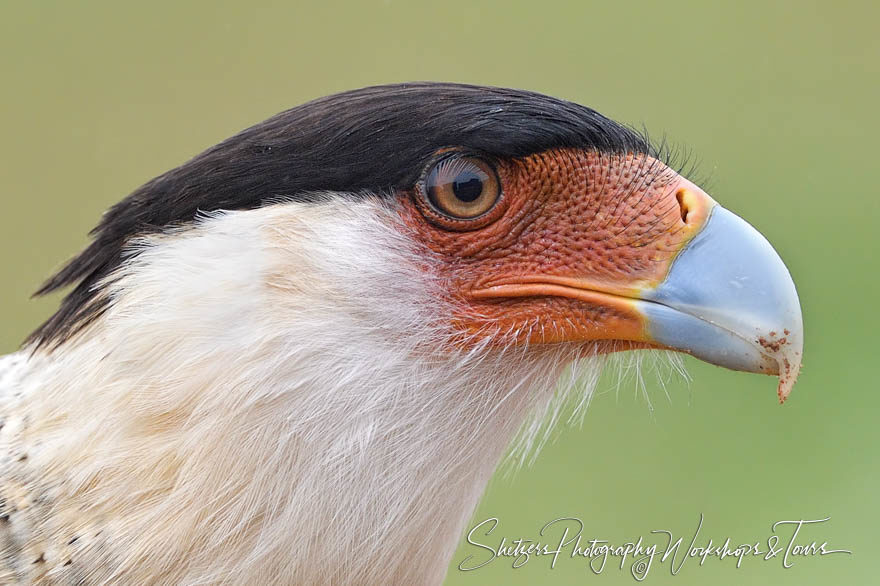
[455,173,716,348]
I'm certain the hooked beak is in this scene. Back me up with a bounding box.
[638,202,803,402]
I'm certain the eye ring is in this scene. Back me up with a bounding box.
[415,154,505,230]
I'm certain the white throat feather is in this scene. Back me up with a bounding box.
[0,196,605,584]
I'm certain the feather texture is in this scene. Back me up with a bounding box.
[1,196,604,584]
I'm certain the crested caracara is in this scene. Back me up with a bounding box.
[0,83,802,585]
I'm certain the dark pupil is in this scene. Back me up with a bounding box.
[452,171,484,203]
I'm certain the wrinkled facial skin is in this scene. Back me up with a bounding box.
[397,148,710,350]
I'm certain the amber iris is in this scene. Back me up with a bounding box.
[424,156,501,220]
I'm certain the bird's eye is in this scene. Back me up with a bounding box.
[423,156,501,221]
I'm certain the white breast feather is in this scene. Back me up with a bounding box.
[0,196,608,585]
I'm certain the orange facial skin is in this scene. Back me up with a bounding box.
[397,148,714,351]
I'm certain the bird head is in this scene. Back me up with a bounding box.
[32,82,802,401]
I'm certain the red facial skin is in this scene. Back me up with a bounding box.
[397,148,713,352]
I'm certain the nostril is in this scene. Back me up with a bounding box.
[676,189,690,223]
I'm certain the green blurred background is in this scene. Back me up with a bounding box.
[1,1,876,584]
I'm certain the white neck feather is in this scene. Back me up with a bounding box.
[1,197,603,584]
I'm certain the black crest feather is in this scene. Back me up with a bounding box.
[29,82,651,347]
